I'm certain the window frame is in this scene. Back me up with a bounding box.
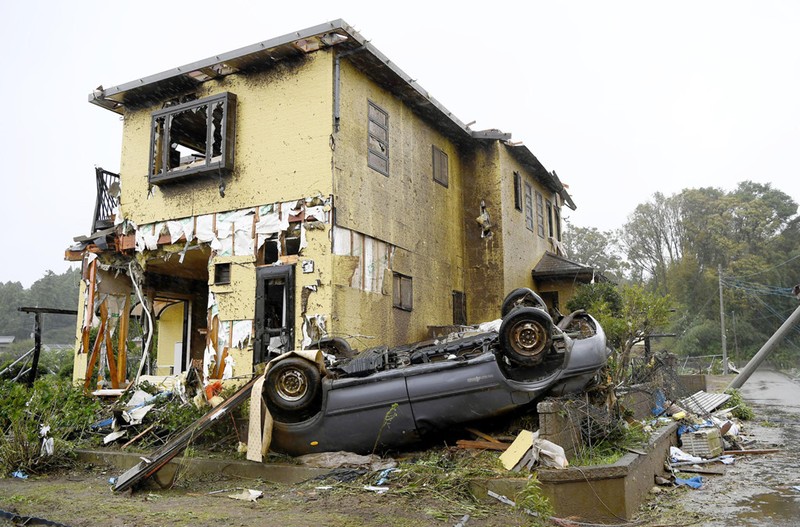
[535,191,545,238]
[148,92,237,185]
[432,145,449,187]
[452,290,467,325]
[513,172,522,211]
[367,101,389,176]
[524,182,534,232]
[392,272,413,311]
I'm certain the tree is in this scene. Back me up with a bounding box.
[562,223,629,283]
[620,192,683,293]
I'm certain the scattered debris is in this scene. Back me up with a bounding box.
[227,489,262,501]
[499,430,568,471]
[296,451,397,472]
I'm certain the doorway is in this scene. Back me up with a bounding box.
[254,265,295,364]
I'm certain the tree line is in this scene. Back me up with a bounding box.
[0,268,81,344]
[564,180,800,368]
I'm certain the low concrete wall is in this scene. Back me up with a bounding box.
[469,422,677,523]
[76,449,329,486]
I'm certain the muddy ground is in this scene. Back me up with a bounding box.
[2,369,798,527]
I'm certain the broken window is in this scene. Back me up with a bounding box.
[432,145,448,187]
[513,172,522,211]
[536,191,545,238]
[368,101,389,176]
[524,182,534,232]
[452,290,467,325]
[149,92,236,184]
[214,263,231,285]
[546,199,554,238]
[393,273,413,311]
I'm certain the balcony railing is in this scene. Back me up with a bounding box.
[92,167,120,233]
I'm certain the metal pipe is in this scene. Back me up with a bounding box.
[727,285,800,390]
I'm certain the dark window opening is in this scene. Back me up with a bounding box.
[433,145,449,187]
[535,191,545,238]
[513,172,522,211]
[393,273,413,311]
[452,290,467,325]
[368,101,389,176]
[524,182,534,232]
[254,266,294,364]
[149,92,236,185]
[546,199,554,238]
[214,263,231,285]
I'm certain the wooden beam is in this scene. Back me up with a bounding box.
[456,439,510,451]
[81,258,98,355]
[83,316,106,393]
[117,295,130,386]
[101,302,119,389]
[466,427,502,444]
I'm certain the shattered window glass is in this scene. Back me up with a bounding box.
[149,92,236,184]
[368,101,389,176]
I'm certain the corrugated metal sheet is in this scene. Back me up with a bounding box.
[679,391,732,415]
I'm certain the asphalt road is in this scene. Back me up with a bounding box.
[676,369,800,526]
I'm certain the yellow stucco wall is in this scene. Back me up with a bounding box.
[330,59,467,344]
[117,52,335,226]
[498,147,562,296]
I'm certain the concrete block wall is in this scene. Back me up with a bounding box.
[537,399,581,458]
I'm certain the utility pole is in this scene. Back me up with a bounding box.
[718,265,728,374]
[727,285,800,390]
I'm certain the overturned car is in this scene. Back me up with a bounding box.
[263,288,610,455]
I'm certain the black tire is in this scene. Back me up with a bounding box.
[501,288,547,317]
[264,358,321,416]
[499,307,554,366]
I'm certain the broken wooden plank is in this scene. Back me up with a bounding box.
[101,302,119,389]
[83,316,106,393]
[723,449,781,455]
[677,465,726,476]
[113,376,258,493]
[465,427,502,444]
[121,425,155,450]
[456,439,510,451]
[117,295,129,386]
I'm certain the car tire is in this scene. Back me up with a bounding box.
[264,358,321,417]
[501,288,547,317]
[499,307,553,366]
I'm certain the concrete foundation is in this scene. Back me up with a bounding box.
[76,449,329,486]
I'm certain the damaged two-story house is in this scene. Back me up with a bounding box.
[67,20,594,388]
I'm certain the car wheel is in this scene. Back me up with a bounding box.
[499,307,553,366]
[501,288,547,317]
[264,358,321,417]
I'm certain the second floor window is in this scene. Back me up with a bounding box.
[149,92,236,185]
[368,101,389,176]
[536,191,545,238]
[393,273,413,311]
[432,145,448,187]
[524,182,534,232]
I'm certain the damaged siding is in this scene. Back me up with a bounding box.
[331,59,466,345]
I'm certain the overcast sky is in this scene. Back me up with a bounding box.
[2,1,798,287]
